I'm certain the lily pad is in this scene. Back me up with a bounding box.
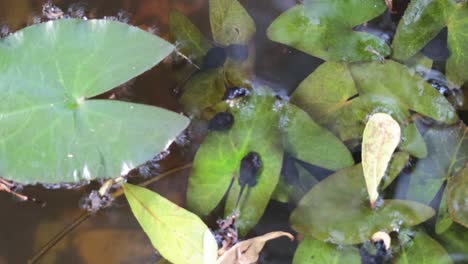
[187,95,283,235]
[292,237,360,264]
[290,163,434,245]
[124,184,218,264]
[396,231,452,264]
[392,0,468,86]
[267,2,390,62]
[0,19,189,184]
[209,0,255,46]
[407,123,467,204]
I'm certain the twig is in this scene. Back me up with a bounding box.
[28,163,192,264]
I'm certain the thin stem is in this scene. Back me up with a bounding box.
[28,163,192,264]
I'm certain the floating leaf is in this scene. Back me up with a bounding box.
[362,113,401,207]
[281,104,354,170]
[293,237,360,264]
[437,224,468,263]
[124,184,218,264]
[396,231,452,264]
[267,2,390,62]
[447,165,468,228]
[209,0,256,46]
[392,1,468,86]
[187,95,283,234]
[382,152,410,189]
[216,231,294,264]
[407,123,467,204]
[169,10,212,63]
[436,188,453,234]
[290,164,434,244]
[0,19,189,184]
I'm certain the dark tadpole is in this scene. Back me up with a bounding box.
[222,87,250,101]
[235,152,262,208]
[280,153,299,185]
[202,47,227,69]
[226,44,249,62]
[208,112,234,131]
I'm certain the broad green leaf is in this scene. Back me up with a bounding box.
[292,237,360,264]
[407,123,467,204]
[267,3,390,62]
[447,165,468,228]
[169,10,212,63]
[291,62,358,123]
[187,94,283,234]
[396,231,452,264]
[124,184,218,264]
[349,61,458,124]
[281,104,354,170]
[0,19,189,184]
[179,69,225,117]
[362,113,401,206]
[290,164,434,244]
[209,0,256,45]
[392,1,468,86]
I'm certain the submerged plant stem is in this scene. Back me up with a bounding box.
[28,163,192,264]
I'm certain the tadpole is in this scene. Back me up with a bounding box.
[202,47,227,69]
[235,152,262,208]
[208,112,234,131]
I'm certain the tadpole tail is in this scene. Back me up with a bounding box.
[234,185,246,210]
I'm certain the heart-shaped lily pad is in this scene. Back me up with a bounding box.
[0,19,189,184]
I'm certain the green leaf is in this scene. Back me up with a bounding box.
[187,94,283,234]
[169,10,212,63]
[435,188,453,234]
[123,184,218,264]
[179,69,225,117]
[290,164,434,245]
[447,164,468,228]
[396,231,452,264]
[392,1,468,86]
[382,152,410,189]
[362,113,401,206]
[267,3,390,62]
[209,0,256,45]
[272,163,318,204]
[282,104,354,170]
[292,237,360,264]
[0,19,189,184]
[400,123,428,159]
[437,224,468,262]
[349,61,458,124]
[407,123,467,204]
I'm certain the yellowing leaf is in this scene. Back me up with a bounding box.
[123,184,218,264]
[362,113,401,207]
[216,231,294,264]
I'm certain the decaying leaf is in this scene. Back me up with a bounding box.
[362,113,401,207]
[216,232,294,264]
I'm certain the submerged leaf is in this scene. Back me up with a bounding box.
[407,123,467,204]
[392,0,468,86]
[447,165,468,228]
[216,231,294,264]
[290,164,434,244]
[267,2,390,62]
[396,231,452,264]
[362,113,401,207]
[169,10,212,63]
[124,184,218,264]
[293,237,360,264]
[209,0,256,46]
[0,19,189,184]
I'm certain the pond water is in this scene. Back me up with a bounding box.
[0,0,467,263]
